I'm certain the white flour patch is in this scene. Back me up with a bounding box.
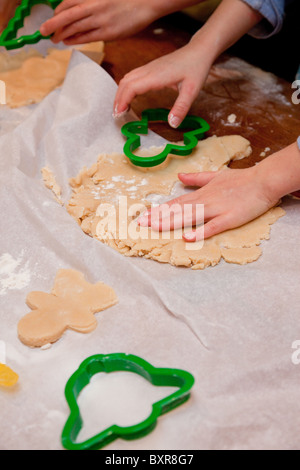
[227,114,237,124]
[111,176,125,183]
[0,253,31,296]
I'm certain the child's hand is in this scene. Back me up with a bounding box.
[137,143,300,241]
[40,0,162,45]
[114,42,214,126]
[114,0,262,124]
[138,167,277,241]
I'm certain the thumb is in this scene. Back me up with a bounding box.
[168,79,199,128]
[178,171,219,187]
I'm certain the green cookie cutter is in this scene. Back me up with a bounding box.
[0,0,62,50]
[61,353,195,450]
[121,108,210,168]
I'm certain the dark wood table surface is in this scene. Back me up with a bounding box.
[102,13,299,170]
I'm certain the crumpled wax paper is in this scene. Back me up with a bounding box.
[0,40,300,451]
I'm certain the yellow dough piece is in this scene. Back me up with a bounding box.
[18,269,118,348]
[66,135,285,270]
[0,363,19,388]
[0,42,104,108]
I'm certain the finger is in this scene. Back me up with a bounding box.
[138,204,180,230]
[40,4,91,36]
[178,171,219,187]
[63,28,101,45]
[155,204,206,232]
[52,15,98,43]
[183,214,232,242]
[140,191,200,224]
[168,79,199,128]
[150,203,183,232]
[139,200,205,232]
[55,0,84,15]
[114,72,169,117]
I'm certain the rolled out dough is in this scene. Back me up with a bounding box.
[67,135,285,269]
[18,269,118,348]
[0,42,104,108]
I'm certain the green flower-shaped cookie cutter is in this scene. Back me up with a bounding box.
[0,0,62,50]
[61,353,195,450]
[121,108,210,168]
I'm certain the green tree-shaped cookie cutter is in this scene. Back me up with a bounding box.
[61,353,195,450]
[0,0,62,50]
[121,108,210,168]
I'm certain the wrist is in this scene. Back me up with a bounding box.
[189,27,222,65]
[255,142,300,202]
[189,0,263,64]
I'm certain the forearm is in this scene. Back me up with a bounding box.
[189,0,263,62]
[151,1,208,19]
[257,142,300,200]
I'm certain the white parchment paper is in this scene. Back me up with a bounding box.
[0,45,300,451]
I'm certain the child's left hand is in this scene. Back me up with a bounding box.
[137,142,300,241]
[137,166,277,241]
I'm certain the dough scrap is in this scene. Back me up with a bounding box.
[41,167,63,205]
[18,269,118,348]
[66,135,285,269]
[0,42,104,108]
[0,363,19,388]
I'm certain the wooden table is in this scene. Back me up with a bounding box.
[102,13,299,170]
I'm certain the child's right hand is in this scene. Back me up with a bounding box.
[114,0,262,126]
[114,41,214,127]
[40,0,163,45]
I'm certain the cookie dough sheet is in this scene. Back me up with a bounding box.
[0,50,299,451]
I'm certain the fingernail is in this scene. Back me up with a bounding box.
[184,232,196,241]
[168,113,181,129]
[113,106,129,119]
[113,109,129,119]
[138,216,150,227]
[113,104,119,118]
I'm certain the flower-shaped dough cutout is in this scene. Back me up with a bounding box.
[17,269,118,348]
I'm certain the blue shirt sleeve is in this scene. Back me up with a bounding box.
[242,0,286,38]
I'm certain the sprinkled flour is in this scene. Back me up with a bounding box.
[112,176,125,183]
[227,114,237,124]
[0,253,31,296]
